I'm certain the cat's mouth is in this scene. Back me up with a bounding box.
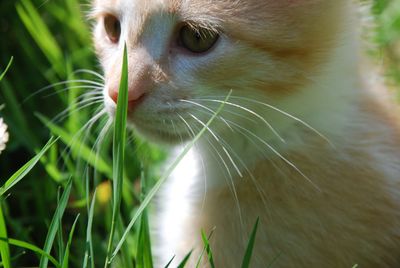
[105,92,194,144]
[127,94,147,112]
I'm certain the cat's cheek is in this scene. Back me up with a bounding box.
[93,25,110,59]
[170,36,230,75]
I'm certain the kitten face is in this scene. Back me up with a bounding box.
[92,0,345,143]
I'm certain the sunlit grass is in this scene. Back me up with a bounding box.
[104,44,129,268]
[39,178,72,268]
[0,201,11,268]
[0,137,58,197]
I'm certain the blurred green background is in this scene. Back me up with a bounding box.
[0,0,161,266]
[0,0,399,266]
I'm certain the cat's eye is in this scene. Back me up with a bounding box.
[178,25,219,54]
[104,14,121,44]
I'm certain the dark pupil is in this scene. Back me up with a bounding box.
[113,20,120,34]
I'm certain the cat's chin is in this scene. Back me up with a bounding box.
[129,121,191,145]
[135,130,191,145]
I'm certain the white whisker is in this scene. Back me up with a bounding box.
[187,105,272,215]
[93,117,113,173]
[189,113,242,178]
[190,121,244,226]
[181,99,234,132]
[73,69,105,81]
[228,119,320,191]
[53,99,104,123]
[42,85,103,99]
[56,107,107,170]
[231,96,334,147]
[188,113,219,142]
[187,101,319,190]
[23,79,104,103]
[194,99,285,143]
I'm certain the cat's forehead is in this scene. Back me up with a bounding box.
[92,0,234,19]
[93,0,212,13]
[92,0,234,37]
[92,0,321,13]
[92,0,343,52]
[91,0,327,28]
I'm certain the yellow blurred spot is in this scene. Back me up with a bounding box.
[97,181,112,205]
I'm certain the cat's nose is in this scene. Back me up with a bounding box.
[108,73,151,109]
[108,49,156,109]
[108,84,146,106]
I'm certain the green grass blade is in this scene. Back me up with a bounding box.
[39,178,73,268]
[0,238,60,268]
[199,229,215,268]
[83,189,97,268]
[110,90,232,261]
[40,153,65,183]
[104,43,129,268]
[61,214,80,268]
[1,80,40,149]
[0,202,11,268]
[241,217,260,268]
[116,217,134,268]
[0,137,58,196]
[36,114,113,178]
[16,0,64,76]
[177,250,193,268]
[164,256,175,268]
[136,168,153,268]
[267,252,282,268]
[0,251,26,266]
[56,189,64,263]
[0,57,13,82]
[136,210,153,268]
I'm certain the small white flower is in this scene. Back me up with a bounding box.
[0,117,9,154]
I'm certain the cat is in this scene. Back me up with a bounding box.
[91,0,400,267]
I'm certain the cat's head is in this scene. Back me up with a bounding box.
[91,0,348,144]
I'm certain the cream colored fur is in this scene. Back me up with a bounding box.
[91,0,400,267]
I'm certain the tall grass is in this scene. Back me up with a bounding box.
[0,0,399,267]
[104,44,129,268]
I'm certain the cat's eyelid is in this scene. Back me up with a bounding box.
[183,20,221,36]
[87,6,120,20]
[180,13,222,34]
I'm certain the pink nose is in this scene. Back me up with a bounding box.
[108,78,150,110]
[108,53,154,110]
